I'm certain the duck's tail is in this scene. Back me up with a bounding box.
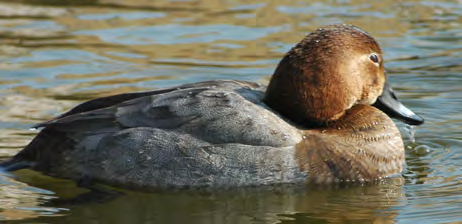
[0,128,71,175]
[0,129,53,173]
[0,157,33,172]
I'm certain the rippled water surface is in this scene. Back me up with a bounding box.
[0,0,461,223]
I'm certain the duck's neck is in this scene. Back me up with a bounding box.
[263,58,348,128]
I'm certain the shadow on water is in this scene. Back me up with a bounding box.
[1,169,407,223]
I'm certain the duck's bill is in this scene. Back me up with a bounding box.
[373,81,424,126]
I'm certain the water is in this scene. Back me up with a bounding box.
[0,0,461,223]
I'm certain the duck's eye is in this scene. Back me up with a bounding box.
[370,54,379,63]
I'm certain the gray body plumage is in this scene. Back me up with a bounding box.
[35,80,306,188]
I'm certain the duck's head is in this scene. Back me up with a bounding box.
[264,24,423,128]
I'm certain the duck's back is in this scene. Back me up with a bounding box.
[9,80,306,188]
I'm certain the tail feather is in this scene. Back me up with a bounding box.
[0,128,73,176]
[0,158,33,172]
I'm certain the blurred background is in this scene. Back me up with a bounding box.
[0,0,461,223]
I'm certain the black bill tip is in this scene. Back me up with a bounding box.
[373,82,424,126]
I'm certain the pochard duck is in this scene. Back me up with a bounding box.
[0,24,424,189]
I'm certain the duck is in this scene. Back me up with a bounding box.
[0,24,424,189]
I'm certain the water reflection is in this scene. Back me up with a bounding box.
[0,172,66,220]
[4,175,405,223]
[0,0,461,222]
